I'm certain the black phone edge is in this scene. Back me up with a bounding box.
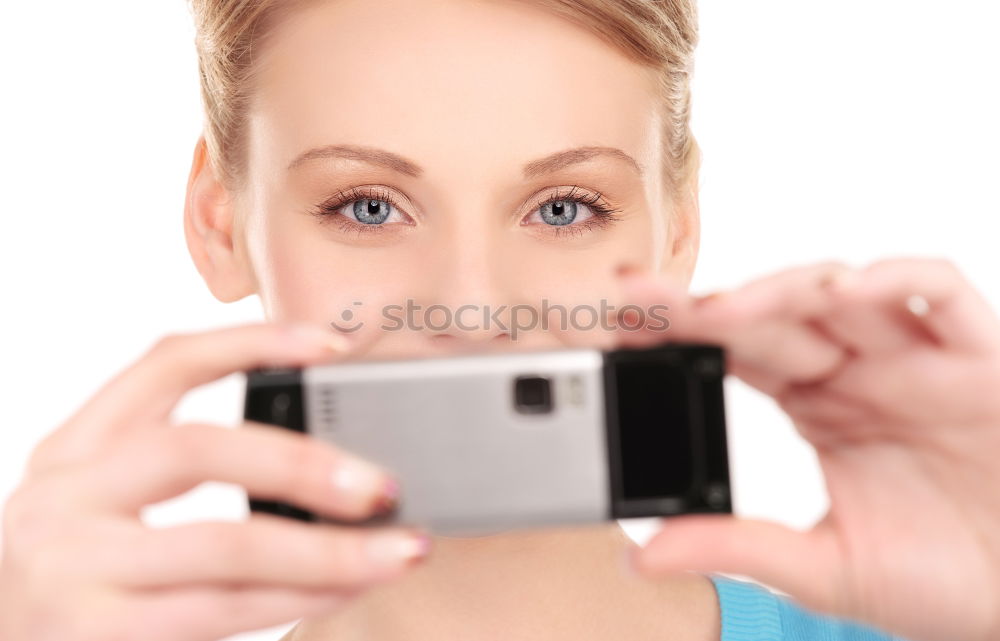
[602,342,732,519]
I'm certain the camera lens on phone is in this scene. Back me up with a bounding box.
[514,375,553,414]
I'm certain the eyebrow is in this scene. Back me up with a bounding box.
[286,144,645,179]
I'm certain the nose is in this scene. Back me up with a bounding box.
[412,233,517,348]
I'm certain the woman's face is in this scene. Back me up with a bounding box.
[189,0,699,359]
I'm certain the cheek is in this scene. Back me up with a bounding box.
[506,222,658,303]
[249,214,422,324]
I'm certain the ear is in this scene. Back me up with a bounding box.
[658,161,701,289]
[183,137,257,302]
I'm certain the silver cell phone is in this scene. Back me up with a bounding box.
[243,341,731,536]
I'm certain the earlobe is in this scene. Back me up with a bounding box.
[659,176,701,290]
[183,137,257,303]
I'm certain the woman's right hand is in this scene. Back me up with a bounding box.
[0,322,432,641]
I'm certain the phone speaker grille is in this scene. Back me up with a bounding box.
[317,385,338,433]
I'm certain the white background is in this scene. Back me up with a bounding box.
[1,2,998,640]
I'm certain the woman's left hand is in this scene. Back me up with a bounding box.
[613,257,1000,641]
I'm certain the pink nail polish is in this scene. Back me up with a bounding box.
[372,476,400,515]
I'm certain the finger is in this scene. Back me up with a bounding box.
[102,514,430,589]
[684,260,855,329]
[726,357,791,398]
[605,270,689,348]
[714,319,846,384]
[628,514,842,615]
[774,378,890,447]
[813,290,930,356]
[832,257,1000,355]
[611,269,847,383]
[75,421,398,519]
[815,263,935,354]
[612,260,855,332]
[131,583,359,641]
[28,322,352,476]
[609,262,847,340]
[812,259,937,355]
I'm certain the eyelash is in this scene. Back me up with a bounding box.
[309,185,623,238]
[530,186,623,238]
[310,186,403,238]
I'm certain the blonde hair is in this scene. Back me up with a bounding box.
[188,0,699,193]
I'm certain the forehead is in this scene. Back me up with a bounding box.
[248,0,663,182]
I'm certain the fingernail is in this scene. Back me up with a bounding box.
[371,476,400,515]
[331,456,388,500]
[823,268,860,292]
[620,307,643,327]
[694,291,727,306]
[366,530,432,568]
[287,323,352,352]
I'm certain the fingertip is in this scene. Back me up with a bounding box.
[693,291,727,306]
[820,265,861,293]
[284,322,354,354]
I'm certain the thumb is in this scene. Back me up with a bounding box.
[629,514,842,613]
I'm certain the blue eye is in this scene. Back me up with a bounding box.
[311,184,622,239]
[538,200,580,226]
[312,186,410,231]
[353,199,392,224]
[524,186,621,232]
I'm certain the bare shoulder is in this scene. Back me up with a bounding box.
[280,608,362,641]
[641,572,721,641]
[271,572,720,641]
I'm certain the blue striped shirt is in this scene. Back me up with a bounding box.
[709,575,913,641]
